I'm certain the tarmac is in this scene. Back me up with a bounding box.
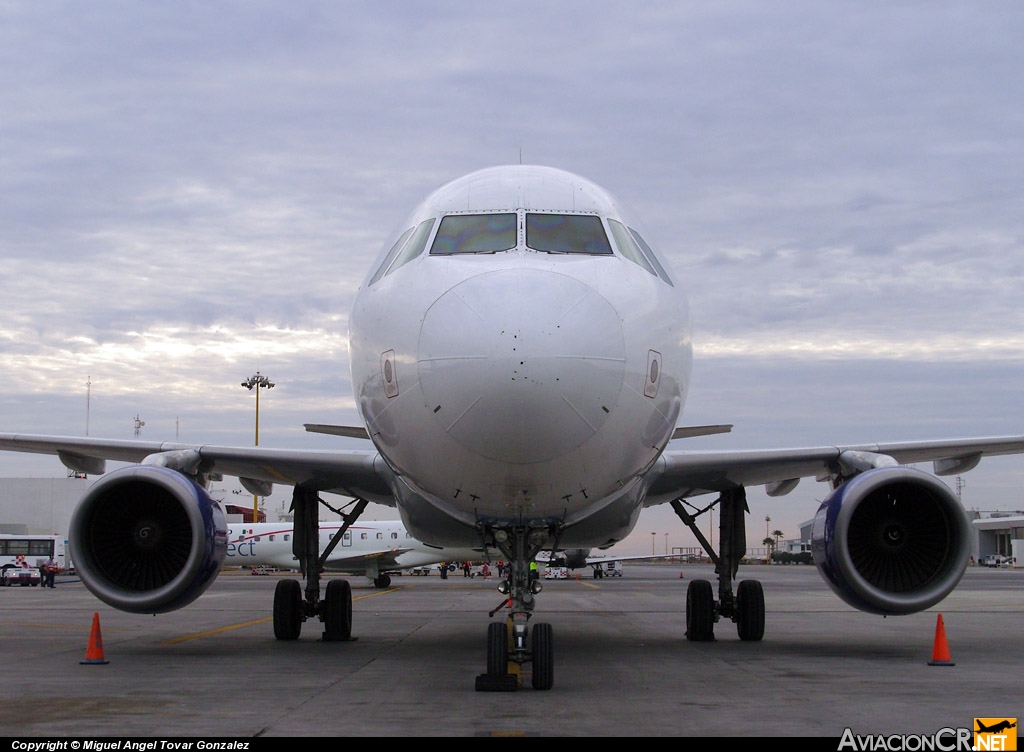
[0,562,1020,738]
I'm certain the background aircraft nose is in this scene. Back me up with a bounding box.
[418,269,625,464]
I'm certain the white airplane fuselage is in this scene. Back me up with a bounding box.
[349,166,693,549]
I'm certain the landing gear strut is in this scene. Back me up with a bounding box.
[475,524,556,691]
[672,487,765,642]
[272,484,363,642]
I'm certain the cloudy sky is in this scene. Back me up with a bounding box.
[2,2,1023,554]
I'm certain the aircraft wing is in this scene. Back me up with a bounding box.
[644,435,1024,503]
[321,547,413,572]
[582,553,682,565]
[0,433,396,505]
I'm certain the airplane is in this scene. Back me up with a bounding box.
[2,164,1024,691]
[976,721,1017,734]
[224,520,482,587]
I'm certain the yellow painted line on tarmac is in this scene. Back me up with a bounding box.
[159,587,403,644]
[357,586,403,600]
[161,616,274,643]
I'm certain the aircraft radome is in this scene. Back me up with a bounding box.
[3,165,1024,691]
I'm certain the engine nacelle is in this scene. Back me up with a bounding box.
[561,549,592,569]
[812,466,971,615]
[69,465,228,614]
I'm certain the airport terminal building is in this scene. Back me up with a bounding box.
[0,476,94,536]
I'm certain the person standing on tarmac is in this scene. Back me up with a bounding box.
[44,558,57,587]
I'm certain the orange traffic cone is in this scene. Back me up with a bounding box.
[80,612,109,665]
[927,613,955,666]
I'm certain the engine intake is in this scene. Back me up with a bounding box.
[812,466,970,615]
[69,465,228,614]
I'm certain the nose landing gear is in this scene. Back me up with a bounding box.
[476,601,555,691]
[475,524,556,691]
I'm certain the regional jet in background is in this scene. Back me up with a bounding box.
[225,520,481,587]
[2,165,1024,691]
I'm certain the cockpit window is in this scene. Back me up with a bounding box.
[526,214,613,255]
[429,214,517,255]
[368,225,415,286]
[607,219,657,277]
[629,228,674,286]
[386,218,436,276]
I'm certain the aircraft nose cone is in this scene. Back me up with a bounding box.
[418,269,625,464]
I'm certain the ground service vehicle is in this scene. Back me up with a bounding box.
[0,535,68,572]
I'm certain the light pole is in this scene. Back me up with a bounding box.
[765,515,771,563]
[664,532,668,556]
[651,532,656,555]
[241,371,275,523]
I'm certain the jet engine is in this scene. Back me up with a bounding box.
[69,465,228,614]
[812,466,971,615]
[561,549,592,569]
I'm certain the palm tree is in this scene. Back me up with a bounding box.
[773,529,784,551]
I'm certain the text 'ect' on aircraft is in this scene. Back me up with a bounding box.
[3,164,1024,691]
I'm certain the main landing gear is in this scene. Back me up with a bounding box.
[272,485,362,643]
[475,524,555,691]
[672,487,765,643]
